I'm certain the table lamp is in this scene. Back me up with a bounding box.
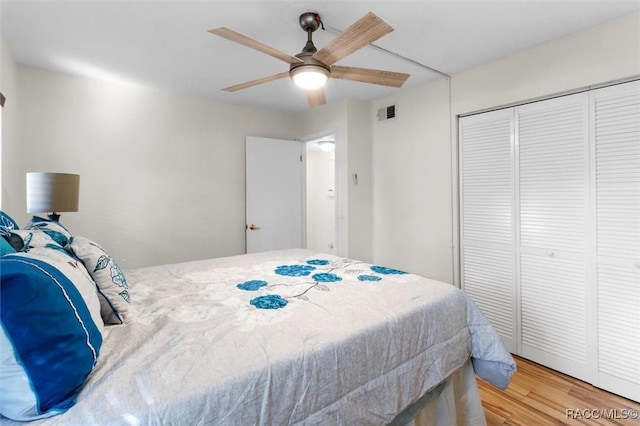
[26,172,80,221]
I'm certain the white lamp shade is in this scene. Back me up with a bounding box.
[26,173,80,214]
[291,66,329,90]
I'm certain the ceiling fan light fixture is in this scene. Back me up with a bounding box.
[290,65,329,90]
[318,140,335,152]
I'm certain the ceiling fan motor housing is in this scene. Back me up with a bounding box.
[290,51,329,72]
[299,12,322,33]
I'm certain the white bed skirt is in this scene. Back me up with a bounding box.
[408,360,487,426]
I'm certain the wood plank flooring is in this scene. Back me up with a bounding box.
[477,356,640,426]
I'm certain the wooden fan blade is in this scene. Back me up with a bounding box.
[222,71,290,92]
[330,65,409,88]
[209,27,303,65]
[306,88,326,108]
[313,12,393,66]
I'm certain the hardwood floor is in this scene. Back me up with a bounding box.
[477,356,640,426]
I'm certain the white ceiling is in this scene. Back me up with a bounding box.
[1,0,638,113]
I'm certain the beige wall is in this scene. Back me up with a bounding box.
[371,78,453,282]
[13,66,300,268]
[345,99,373,263]
[451,12,640,116]
[0,37,20,212]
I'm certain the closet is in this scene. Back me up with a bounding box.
[459,80,640,402]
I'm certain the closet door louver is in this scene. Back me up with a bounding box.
[459,109,517,352]
[592,81,640,401]
[516,93,591,381]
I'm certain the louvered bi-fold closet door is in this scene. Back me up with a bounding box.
[592,81,640,402]
[459,109,517,353]
[516,93,591,382]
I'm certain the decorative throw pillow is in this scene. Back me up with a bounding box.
[0,248,103,421]
[0,211,19,237]
[24,216,72,247]
[67,236,130,324]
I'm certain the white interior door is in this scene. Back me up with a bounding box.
[246,136,303,253]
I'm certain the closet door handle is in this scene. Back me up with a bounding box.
[547,251,555,257]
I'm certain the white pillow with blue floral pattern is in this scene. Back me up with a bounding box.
[24,217,72,247]
[9,229,64,253]
[67,236,130,325]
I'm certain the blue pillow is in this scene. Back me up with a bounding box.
[0,211,19,238]
[0,249,104,421]
[24,216,72,247]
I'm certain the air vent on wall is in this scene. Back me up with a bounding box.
[377,104,396,121]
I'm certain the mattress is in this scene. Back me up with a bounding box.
[1,249,514,425]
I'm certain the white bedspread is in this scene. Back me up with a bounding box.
[3,249,514,425]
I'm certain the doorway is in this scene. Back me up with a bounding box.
[304,133,337,255]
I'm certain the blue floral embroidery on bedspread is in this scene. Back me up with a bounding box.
[311,273,342,283]
[370,265,407,275]
[237,280,268,291]
[250,294,288,309]
[237,259,408,309]
[275,264,316,277]
[358,275,382,282]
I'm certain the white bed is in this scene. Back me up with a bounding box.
[1,248,515,425]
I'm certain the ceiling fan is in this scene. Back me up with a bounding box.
[208,12,410,107]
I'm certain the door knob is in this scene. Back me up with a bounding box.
[247,224,261,230]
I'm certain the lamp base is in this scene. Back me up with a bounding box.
[47,213,61,222]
